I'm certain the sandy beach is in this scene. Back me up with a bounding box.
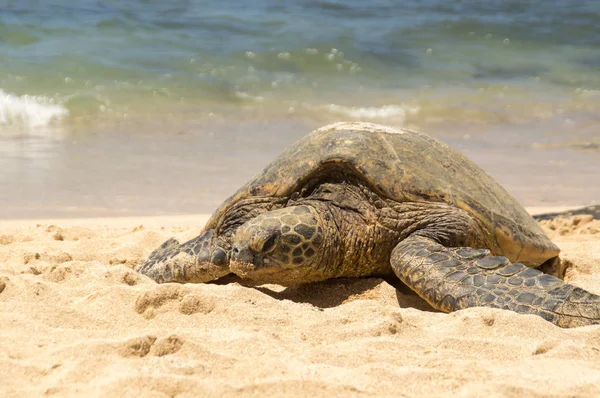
[2,2,600,396]
[1,207,599,397]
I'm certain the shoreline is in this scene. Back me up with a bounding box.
[3,115,600,220]
[0,205,586,229]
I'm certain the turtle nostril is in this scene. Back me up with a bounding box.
[231,244,255,264]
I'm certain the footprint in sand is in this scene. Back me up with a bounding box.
[117,334,184,358]
[134,285,215,319]
[178,294,215,315]
[119,335,157,357]
[151,335,185,357]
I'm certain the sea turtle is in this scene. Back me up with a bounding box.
[136,122,600,328]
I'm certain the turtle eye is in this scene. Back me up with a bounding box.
[261,232,279,254]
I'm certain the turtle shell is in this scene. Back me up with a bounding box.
[206,122,558,266]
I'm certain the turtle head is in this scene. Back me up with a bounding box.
[230,205,328,284]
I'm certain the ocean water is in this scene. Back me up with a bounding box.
[1,0,599,217]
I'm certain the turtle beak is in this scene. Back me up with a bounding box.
[230,243,273,277]
[231,243,255,265]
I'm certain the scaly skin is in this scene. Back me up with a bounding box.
[135,230,229,283]
[391,235,600,328]
[230,205,337,285]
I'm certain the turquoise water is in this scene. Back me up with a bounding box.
[2,0,600,131]
[1,1,599,217]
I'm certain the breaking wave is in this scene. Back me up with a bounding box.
[0,89,69,129]
[324,103,420,123]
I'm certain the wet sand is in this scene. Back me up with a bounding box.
[1,119,599,219]
[1,207,599,397]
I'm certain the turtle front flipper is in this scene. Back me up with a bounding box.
[135,230,231,284]
[390,235,600,328]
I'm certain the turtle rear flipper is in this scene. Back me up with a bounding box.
[390,235,600,328]
[533,204,600,221]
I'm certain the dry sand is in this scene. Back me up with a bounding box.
[1,209,599,397]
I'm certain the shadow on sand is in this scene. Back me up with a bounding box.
[213,274,438,312]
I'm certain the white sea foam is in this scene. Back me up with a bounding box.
[0,89,69,128]
[325,103,419,122]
